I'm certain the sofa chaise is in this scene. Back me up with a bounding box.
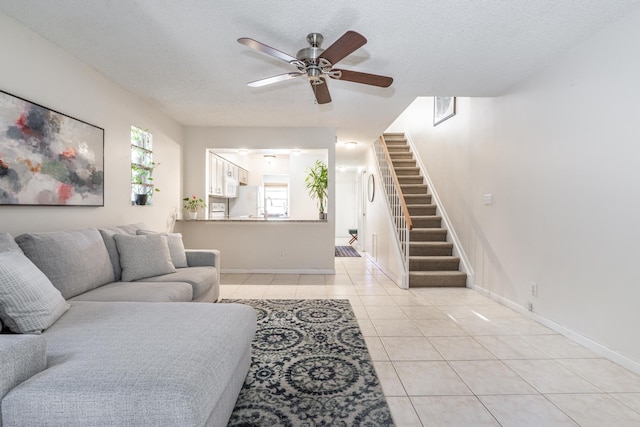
[0,225,256,427]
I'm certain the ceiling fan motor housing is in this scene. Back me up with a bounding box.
[296,33,331,84]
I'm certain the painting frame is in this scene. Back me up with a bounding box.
[0,89,104,206]
[433,96,456,126]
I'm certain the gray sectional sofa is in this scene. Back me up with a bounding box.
[0,224,256,427]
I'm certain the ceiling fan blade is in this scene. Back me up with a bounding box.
[247,72,304,87]
[311,79,331,104]
[238,37,297,63]
[319,31,367,65]
[332,69,393,87]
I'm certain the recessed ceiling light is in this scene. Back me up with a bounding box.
[344,141,357,149]
[238,148,249,154]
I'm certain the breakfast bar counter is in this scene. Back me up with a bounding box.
[174,217,334,273]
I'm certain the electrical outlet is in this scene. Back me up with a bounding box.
[279,252,285,260]
[531,282,538,297]
[527,302,533,311]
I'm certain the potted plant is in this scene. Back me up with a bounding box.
[131,162,159,205]
[304,160,328,220]
[183,195,206,219]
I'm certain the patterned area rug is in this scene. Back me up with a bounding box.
[221,299,394,426]
[335,245,361,257]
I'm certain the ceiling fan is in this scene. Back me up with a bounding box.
[237,31,393,104]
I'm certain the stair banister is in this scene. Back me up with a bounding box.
[380,135,413,230]
[373,135,412,288]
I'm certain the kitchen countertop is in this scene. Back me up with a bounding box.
[177,216,327,223]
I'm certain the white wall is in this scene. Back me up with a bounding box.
[363,149,405,286]
[0,11,183,235]
[387,8,640,368]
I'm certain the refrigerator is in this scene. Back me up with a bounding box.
[228,186,263,217]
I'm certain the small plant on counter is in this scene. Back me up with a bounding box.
[183,195,206,212]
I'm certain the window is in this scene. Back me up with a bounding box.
[264,183,289,216]
[130,126,156,205]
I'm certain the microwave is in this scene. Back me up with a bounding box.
[224,176,238,198]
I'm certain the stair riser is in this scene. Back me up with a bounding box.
[401,186,429,194]
[411,218,442,228]
[410,259,460,271]
[392,160,417,167]
[409,274,467,287]
[405,195,433,203]
[385,141,408,147]
[410,245,453,256]
[408,206,435,215]
[410,230,448,242]
[395,168,421,176]
[389,154,414,161]
[398,177,423,185]
[388,148,411,154]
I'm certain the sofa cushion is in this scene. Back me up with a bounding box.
[137,230,188,268]
[114,234,176,281]
[0,250,69,333]
[98,223,150,281]
[69,281,193,302]
[1,301,257,427]
[0,335,47,405]
[0,232,21,253]
[15,229,114,299]
[142,267,217,300]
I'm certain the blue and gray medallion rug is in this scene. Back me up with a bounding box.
[221,299,394,427]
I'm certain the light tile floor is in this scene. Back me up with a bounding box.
[219,250,640,427]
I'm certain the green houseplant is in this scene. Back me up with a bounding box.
[183,195,206,219]
[131,162,159,205]
[304,160,328,220]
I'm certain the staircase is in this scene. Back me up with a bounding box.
[384,133,467,287]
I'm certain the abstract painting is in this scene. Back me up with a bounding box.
[0,90,104,206]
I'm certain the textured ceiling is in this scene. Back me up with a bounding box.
[1,0,638,147]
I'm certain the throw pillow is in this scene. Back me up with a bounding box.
[15,228,115,299]
[136,230,188,268]
[0,249,70,334]
[113,234,176,282]
[0,232,21,253]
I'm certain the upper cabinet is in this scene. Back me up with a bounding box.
[238,168,249,185]
[207,151,247,198]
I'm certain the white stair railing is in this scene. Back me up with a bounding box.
[373,135,412,289]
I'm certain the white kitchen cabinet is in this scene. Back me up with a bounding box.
[208,151,242,198]
[238,168,249,185]
[208,152,224,196]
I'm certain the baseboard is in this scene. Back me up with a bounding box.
[404,132,475,287]
[364,252,405,289]
[472,283,640,376]
[221,269,336,275]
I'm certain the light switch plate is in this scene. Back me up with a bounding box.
[483,194,493,205]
